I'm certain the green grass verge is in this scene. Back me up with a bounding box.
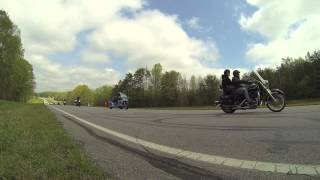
[27,96,44,104]
[0,100,108,179]
[286,98,320,106]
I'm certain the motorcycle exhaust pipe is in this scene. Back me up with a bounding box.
[215,101,221,108]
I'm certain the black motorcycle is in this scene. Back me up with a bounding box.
[75,97,81,107]
[216,71,286,113]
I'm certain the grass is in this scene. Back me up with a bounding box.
[27,96,44,104]
[286,98,320,106]
[0,100,108,179]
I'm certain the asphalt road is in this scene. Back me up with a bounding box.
[49,105,320,180]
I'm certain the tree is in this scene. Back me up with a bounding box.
[204,75,220,105]
[94,85,113,106]
[68,85,94,106]
[10,58,35,101]
[161,71,180,106]
[151,63,162,90]
[132,68,146,107]
[177,75,189,106]
[150,63,163,106]
[188,75,197,106]
[197,76,207,105]
[0,10,35,101]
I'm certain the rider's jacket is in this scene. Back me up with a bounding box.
[222,75,232,89]
[222,75,234,94]
[232,76,250,88]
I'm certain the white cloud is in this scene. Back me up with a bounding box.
[240,0,320,66]
[1,0,144,55]
[185,17,203,30]
[1,0,221,91]
[28,55,121,92]
[89,10,220,77]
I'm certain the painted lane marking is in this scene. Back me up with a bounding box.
[50,106,319,176]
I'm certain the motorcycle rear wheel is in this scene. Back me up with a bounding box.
[266,92,286,112]
[221,106,236,114]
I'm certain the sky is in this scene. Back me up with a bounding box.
[1,0,319,92]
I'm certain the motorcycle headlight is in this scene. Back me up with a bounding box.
[264,80,269,87]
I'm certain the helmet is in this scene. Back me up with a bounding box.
[224,69,230,76]
[233,70,240,77]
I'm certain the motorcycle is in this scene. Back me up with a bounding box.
[74,97,81,107]
[108,92,129,110]
[216,71,286,113]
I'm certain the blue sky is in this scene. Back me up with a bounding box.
[148,0,259,68]
[3,0,319,91]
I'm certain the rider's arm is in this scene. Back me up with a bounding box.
[232,77,250,86]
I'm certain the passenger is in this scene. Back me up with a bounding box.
[113,96,118,104]
[221,69,233,94]
[232,70,254,104]
[76,96,81,106]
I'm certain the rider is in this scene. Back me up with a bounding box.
[76,96,81,106]
[232,70,255,104]
[221,69,233,94]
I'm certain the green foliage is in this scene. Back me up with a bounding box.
[244,50,320,100]
[94,85,113,106]
[161,71,180,106]
[112,64,221,107]
[0,10,35,102]
[67,85,94,106]
[39,85,113,107]
[27,96,43,104]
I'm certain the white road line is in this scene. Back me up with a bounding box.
[50,106,319,176]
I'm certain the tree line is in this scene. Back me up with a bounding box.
[244,50,320,100]
[0,10,35,102]
[112,63,220,107]
[38,85,113,107]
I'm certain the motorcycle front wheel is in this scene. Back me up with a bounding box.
[266,92,286,112]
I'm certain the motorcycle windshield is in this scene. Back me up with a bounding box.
[254,70,267,84]
[119,92,128,99]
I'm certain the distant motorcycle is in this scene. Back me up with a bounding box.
[216,71,286,113]
[75,97,81,107]
[108,93,129,110]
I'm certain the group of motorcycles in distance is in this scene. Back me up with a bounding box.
[64,93,129,110]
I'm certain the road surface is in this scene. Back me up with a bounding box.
[49,105,320,180]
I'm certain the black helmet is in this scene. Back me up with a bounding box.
[233,70,240,76]
[224,69,230,76]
